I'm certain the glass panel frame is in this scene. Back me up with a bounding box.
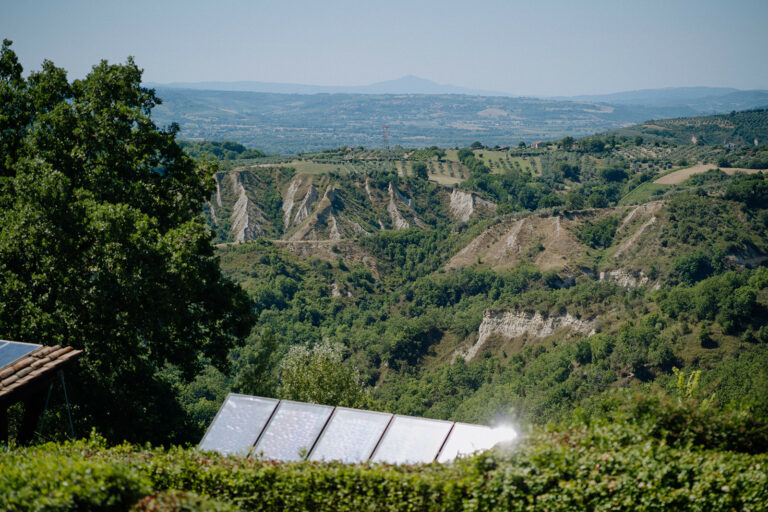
[253,400,334,461]
[198,393,279,456]
[370,415,453,465]
[308,407,393,463]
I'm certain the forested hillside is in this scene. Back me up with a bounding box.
[176,109,768,437]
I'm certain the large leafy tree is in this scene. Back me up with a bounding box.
[0,40,254,444]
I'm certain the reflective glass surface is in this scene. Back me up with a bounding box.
[198,394,278,456]
[436,423,494,462]
[0,341,42,369]
[309,408,392,463]
[254,400,333,461]
[371,416,453,464]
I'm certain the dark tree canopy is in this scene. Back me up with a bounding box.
[0,40,255,444]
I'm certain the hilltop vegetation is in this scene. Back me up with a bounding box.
[609,108,768,146]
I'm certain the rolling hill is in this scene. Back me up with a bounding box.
[184,109,768,434]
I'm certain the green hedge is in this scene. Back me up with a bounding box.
[0,443,149,511]
[130,490,238,512]
[2,415,768,511]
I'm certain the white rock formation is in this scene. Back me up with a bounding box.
[208,202,218,226]
[282,176,303,228]
[329,215,341,240]
[229,173,265,243]
[599,269,650,289]
[462,309,596,361]
[390,182,414,209]
[387,183,410,229]
[293,186,318,225]
[214,173,223,207]
[449,189,497,223]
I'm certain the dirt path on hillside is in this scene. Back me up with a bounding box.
[654,163,763,185]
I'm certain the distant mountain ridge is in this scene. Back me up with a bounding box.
[557,87,742,105]
[146,75,510,96]
[558,87,768,114]
[147,76,768,110]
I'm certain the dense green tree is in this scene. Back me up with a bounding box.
[277,341,368,407]
[412,162,429,180]
[577,215,619,249]
[0,41,254,444]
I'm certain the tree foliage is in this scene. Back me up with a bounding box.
[277,341,368,407]
[0,41,254,443]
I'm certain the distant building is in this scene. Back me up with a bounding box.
[530,141,545,149]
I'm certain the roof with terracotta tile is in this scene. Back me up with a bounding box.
[0,345,83,404]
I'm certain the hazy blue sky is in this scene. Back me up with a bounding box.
[3,0,767,96]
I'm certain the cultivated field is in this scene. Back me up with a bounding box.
[654,162,764,184]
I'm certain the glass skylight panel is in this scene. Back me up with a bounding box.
[0,340,42,369]
[253,400,333,461]
[436,423,494,462]
[370,416,453,464]
[308,408,392,463]
[198,394,278,456]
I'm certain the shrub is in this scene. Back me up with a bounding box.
[130,490,239,512]
[0,441,150,511]
[673,250,717,285]
[576,215,619,248]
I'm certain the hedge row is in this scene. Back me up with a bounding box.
[3,419,768,512]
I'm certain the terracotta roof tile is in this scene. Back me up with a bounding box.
[0,345,83,402]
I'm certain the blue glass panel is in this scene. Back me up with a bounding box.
[0,341,42,370]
